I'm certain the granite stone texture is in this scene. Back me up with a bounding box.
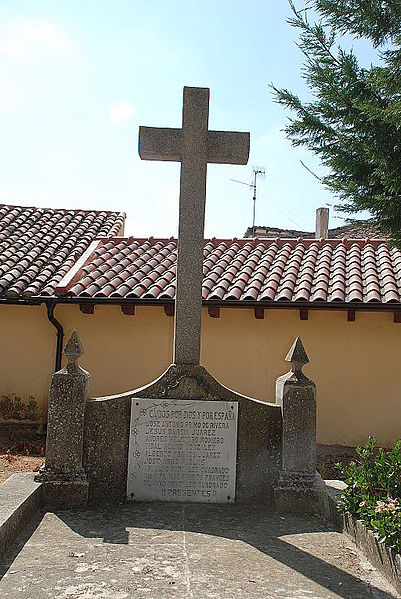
[139,86,249,365]
[35,330,89,507]
[324,479,347,529]
[344,513,401,594]
[85,363,281,505]
[0,473,42,560]
[42,333,325,512]
[84,394,131,504]
[326,481,401,593]
[274,337,323,513]
[41,329,322,513]
[173,86,209,365]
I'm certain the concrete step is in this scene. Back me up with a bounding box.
[0,473,42,559]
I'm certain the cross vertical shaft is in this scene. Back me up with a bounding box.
[174,87,209,365]
[138,86,250,367]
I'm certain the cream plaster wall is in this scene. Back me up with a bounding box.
[0,303,400,447]
[57,304,174,397]
[201,308,401,448]
[0,304,54,421]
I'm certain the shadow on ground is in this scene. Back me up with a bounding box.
[0,502,398,599]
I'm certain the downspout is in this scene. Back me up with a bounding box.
[46,300,64,372]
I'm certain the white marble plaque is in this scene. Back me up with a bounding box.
[127,398,238,503]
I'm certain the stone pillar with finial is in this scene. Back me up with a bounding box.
[274,337,324,513]
[35,330,89,508]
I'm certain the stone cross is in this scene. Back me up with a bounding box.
[139,87,250,365]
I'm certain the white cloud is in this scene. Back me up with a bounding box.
[109,100,137,126]
[0,20,76,59]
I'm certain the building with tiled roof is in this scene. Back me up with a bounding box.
[244,207,381,240]
[0,204,125,298]
[0,203,400,449]
[0,203,125,425]
[245,223,381,239]
[52,236,401,306]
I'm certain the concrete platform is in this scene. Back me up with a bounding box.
[0,473,42,560]
[0,502,399,598]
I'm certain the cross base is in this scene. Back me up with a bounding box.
[35,466,89,508]
[274,471,326,514]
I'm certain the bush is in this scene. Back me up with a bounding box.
[336,437,401,554]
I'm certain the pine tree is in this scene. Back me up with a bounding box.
[272,1,401,245]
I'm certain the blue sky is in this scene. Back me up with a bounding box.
[0,1,374,237]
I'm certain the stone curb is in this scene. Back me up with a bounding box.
[343,513,401,594]
[323,479,346,529]
[0,473,43,560]
[324,479,401,594]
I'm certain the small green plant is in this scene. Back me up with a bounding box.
[336,437,401,554]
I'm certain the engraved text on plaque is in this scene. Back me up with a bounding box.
[127,398,238,503]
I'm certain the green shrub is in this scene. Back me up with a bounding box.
[336,437,401,554]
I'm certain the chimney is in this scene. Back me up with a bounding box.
[315,207,329,239]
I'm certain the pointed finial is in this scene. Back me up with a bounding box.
[64,329,84,372]
[285,336,309,378]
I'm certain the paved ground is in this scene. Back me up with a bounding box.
[0,503,399,599]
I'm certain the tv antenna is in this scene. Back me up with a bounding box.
[231,166,265,237]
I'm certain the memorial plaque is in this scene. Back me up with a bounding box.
[127,398,238,503]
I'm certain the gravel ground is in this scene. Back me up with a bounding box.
[0,455,44,484]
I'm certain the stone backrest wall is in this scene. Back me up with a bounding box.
[84,395,131,504]
[83,365,282,505]
[37,331,320,512]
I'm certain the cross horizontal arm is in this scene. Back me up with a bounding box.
[207,130,250,165]
[138,126,182,162]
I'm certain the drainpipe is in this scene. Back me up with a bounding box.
[46,300,64,372]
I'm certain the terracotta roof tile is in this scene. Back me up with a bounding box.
[49,238,401,303]
[0,204,125,298]
[54,237,401,306]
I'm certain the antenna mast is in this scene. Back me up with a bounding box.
[251,167,265,237]
[231,166,265,238]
